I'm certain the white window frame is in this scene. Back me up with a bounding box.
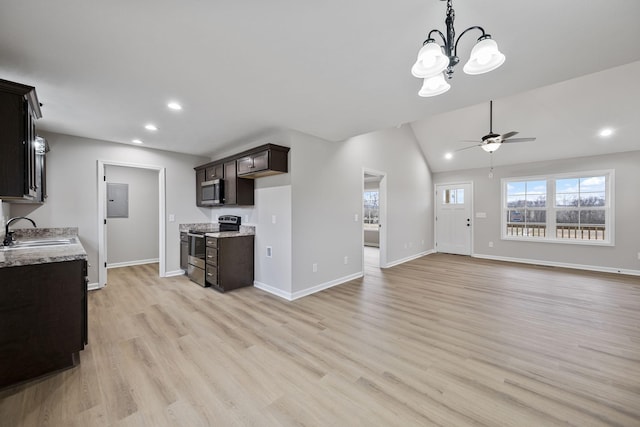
[501,169,614,246]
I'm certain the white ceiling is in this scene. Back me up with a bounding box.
[2,0,640,168]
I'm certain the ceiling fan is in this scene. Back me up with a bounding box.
[457,100,536,153]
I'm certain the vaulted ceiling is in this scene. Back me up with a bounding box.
[1,0,639,170]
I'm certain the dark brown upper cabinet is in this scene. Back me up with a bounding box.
[222,159,254,206]
[205,163,223,181]
[237,144,289,178]
[0,79,43,203]
[194,144,289,207]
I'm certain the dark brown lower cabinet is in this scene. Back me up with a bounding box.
[0,259,88,389]
[205,236,254,292]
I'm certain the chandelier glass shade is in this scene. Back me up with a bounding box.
[463,38,506,75]
[418,73,451,97]
[412,0,505,97]
[411,41,449,78]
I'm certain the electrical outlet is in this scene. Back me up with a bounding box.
[344,256,348,265]
[637,252,640,260]
[489,241,494,248]
[272,215,277,224]
[266,246,272,258]
[168,214,175,222]
[312,263,318,273]
[354,214,358,222]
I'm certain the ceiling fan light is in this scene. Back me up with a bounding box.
[463,37,505,75]
[418,73,451,97]
[481,142,501,153]
[411,41,449,78]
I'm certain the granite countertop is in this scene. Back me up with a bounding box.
[204,230,255,238]
[180,222,255,238]
[0,227,88,268]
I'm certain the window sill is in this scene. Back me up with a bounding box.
[501,236,614,247]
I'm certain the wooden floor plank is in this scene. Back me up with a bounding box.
[1,250,639,426]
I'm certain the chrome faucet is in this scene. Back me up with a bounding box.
[3,216,37,246]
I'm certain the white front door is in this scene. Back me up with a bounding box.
[435,183,472,255]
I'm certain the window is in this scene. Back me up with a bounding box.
[502,170,613,245]
[443,188,464,204]
[364,190,379,229]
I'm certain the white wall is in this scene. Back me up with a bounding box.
[10,131,211,284]
[289,125,433,295]
[433,150,640,274]
[105,165,159,266]
[204,125,433,299]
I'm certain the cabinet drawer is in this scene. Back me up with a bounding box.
[206,247,218,265]
[206,237,218,248]
[205,265,218,286]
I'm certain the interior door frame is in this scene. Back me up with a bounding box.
[97,160,166,288]
[362,168,387,270]
[434,181,474,255]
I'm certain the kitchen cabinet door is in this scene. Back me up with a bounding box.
[223,161,237,205]
[0,79,42,202]
[205,164,223,181]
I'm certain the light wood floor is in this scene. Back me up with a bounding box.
[2,253,640,426]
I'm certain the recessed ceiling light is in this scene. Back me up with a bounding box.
[167,102,182,111]
[145,124,158,131]
[445,152,453,160]
[132,139,143,144]
[599,128,613,137]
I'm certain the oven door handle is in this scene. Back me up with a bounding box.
[187,233,206,238]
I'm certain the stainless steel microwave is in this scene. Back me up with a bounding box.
[201,178,224,205]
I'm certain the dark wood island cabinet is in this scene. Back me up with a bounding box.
[0,259,88,389]
[205,235,254,292]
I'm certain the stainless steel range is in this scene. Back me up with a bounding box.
[186,216,242,287]
[187,230,207,286]
[217,215,241,232]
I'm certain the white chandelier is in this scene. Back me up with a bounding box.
[411,0,506,97]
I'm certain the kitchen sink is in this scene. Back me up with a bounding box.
[2,238,76,250]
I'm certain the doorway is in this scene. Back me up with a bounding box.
[362,169,387,271]
[435,182,473,255]
[97,160,166,288]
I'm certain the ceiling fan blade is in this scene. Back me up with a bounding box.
[503,137,536,143]
[454,144,481,152]
[459,139,481,143]
[500,131,519,140]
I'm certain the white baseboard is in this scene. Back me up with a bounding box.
[253,281,293,300]
[291,272,364,300]
[254,271,364,301]
[106,258,159,269]
[87,282,102,291]
[384,249,434,268]
[165,269,186,277]
[472,253,640,277]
